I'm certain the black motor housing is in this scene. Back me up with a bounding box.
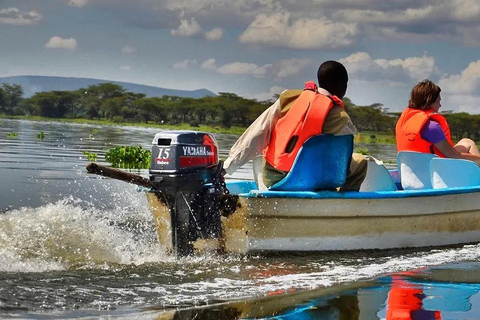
[149,131,223,256]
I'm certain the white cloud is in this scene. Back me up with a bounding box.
[67,0,89,8]
[273,58,312,78]
[254,85,286,102]
[201,59,271,78]
[44,36,78,51]
[239,12,358,49]
[204,28,223,41]
[216,62,272,78]
[171,17,202,37]
[331,1,480,45]
[439,60,480,94]
[334,6,434,24]
[443,94,480,114]
[121,45,137,54]
[120,65,132,71]
[402,55,436,81]
[0,8,42,26]
[451,0,480,21]
[200,59,217,70]
[172,59,197,69]
[340,52,436,82]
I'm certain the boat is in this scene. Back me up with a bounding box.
[87,130,480,256]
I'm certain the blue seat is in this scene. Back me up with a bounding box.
[430,158,480,188]
[269,134,353,191]
[359,158,397,192]
[397,151,438,190]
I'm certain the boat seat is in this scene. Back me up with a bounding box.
[252,155,268,191]
[430,158,480,188]
[269,134,353,191]
[359,157,397,191]
[397,151,438,190]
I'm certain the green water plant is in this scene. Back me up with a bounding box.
[37,131,45,140]
[6,132,18,137]
[82,150,98,161]
[355,147,371,155]
[105,145,151,169]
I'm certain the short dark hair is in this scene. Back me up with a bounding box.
[409,79,441,110]
[317,61,348,98]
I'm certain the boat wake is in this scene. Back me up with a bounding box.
[0,196,169,272]
[1,191,480,305]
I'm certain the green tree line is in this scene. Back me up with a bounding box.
[0,83,269,129]
[0,82,477,141]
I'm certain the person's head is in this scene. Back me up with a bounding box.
[317,61,348,98]
[409,79,442,111]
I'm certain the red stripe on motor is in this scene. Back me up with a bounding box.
[179,156,211,167]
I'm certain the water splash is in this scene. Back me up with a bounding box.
[0,197,169,272]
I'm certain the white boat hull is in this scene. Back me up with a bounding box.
[147,184,480,254]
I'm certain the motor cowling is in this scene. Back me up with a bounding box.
[149,131,224,256]
[150,130,218,174]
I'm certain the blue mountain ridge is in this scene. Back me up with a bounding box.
[0,75,217,99]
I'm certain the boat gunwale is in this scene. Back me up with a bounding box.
[226,180,480,199]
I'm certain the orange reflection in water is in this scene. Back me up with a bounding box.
[386,276,441,320]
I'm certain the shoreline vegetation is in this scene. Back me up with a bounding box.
[0,114,248,135]
[1,114,397,144]
[2,81,479,147]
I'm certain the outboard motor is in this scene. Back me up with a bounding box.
[149,131,226,256]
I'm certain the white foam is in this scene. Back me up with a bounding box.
[0,197,170,272]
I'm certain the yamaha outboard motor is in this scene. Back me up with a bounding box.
[149,131,226,256]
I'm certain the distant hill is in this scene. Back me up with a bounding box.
[0,75,217,99]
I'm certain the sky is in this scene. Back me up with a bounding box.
[1,0,480,114]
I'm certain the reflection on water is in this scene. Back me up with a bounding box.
[159,263,480,319]
[1,119,479,319]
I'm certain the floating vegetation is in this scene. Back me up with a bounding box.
[37,131,45,140]
[105,146,151,169]
[91,128,99,133]
[6,132,18,137]
[88,134,94,139]
[355,147,370,155]
[82,150,98,162]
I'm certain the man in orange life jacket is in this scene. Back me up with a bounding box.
[223,60,367,191]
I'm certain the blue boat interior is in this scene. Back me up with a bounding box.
[226,144,480,199]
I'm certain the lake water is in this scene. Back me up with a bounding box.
[1,119,480,319]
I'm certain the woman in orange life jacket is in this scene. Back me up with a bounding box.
[396,79,480,165]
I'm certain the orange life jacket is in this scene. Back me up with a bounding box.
[395,107,453,158]
[386,278,441,320]
[263,82,342,172]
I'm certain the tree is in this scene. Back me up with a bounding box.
[2,83,24,114]
[101,97,124,119]
[26,92,60,117]
[85,83,125,100]
[53,91,80,117]
[0,87,6,113]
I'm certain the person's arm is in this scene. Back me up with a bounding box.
[223,89,302,175]
[434,140,480,166]
[223,99,281,175]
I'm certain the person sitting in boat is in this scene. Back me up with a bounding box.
[223,60,367,191]
[396,79,480,165]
